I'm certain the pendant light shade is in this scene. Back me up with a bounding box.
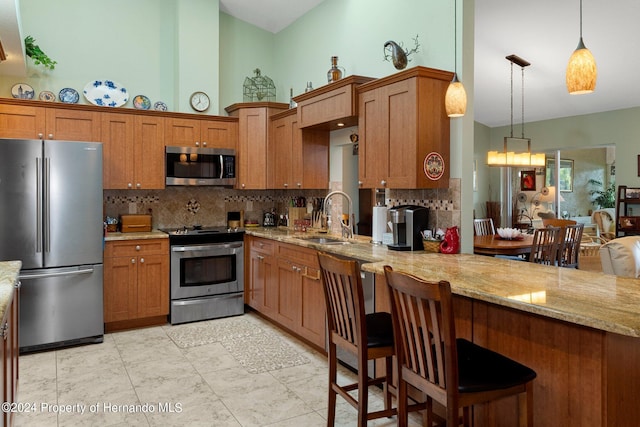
[566,0,597,94]
[445,73,467,117]
[445,0,466,118]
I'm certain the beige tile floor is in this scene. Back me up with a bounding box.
[14,312,422,427]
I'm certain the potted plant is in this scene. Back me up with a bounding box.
[587,179,616,209]
[24,35,57,70]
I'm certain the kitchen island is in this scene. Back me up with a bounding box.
[0,260,21,427]
[245,227,640,426]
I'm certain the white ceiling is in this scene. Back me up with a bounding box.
[223,0,640,128]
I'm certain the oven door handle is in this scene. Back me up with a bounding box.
[171,242,243,252]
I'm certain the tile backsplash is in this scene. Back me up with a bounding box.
[103,178,461,232]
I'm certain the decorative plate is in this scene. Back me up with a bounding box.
[133,95,151,110]
[38,90,56,102]
[423,151,445,181]
[83,80,128,107]
[59,88,80,104]
[11,83,35,99]
[153,101,168,111]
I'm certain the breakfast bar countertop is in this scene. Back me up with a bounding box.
[0,261,21,322]
[245,227,640,339]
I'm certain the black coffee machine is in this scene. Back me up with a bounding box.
[387,205,428,251]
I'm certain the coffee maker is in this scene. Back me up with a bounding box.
[387,205,428,251]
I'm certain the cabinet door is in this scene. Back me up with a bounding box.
[269,114,294,189]
[103,255,138,322]
[385,78,417,188]
[298,265,326,348]
[134,115,165,189]
[0,104,45,139]
[299,127,329,189]
[201,120,238,150]
[237,108,268,189]
[275,258,299,330]
[165,118,201,147]
[136,253,169,318]
[358,87,389,188]
[102,113,135,189]
[46,108,101,141]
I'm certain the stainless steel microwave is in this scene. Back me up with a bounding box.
[165,146,236,186]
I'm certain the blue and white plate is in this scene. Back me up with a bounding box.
[59,88,79,104]
[153,101,168,111]
[11,83,35,99]
[83,79,128,107]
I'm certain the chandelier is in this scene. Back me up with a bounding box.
[487,54,545,167]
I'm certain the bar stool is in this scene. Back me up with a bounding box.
[384,265,537,427]
[317,252,396,426]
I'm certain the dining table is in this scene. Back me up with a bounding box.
[473,233,534,256]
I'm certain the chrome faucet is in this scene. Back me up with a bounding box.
[322,190,354,239]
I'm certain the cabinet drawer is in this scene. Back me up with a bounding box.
[105,239,169,257]
[251,237,275,255]
[277,242,318,266]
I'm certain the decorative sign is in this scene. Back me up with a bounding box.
[424,152,445,181]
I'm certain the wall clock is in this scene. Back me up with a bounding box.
[190,91,210,112]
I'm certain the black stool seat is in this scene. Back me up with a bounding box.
[457,338,537,393]
[365,312,394,348]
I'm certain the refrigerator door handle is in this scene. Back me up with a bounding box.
[19,267,95,280]
[44,156,51,253]
[36,157,43,254]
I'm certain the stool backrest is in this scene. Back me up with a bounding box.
[529,226,562,265]
[318,251,366,352]
[558,223,584,268]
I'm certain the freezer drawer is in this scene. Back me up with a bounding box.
[19,264,104,352]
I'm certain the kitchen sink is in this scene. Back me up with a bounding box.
[296,236,354,245]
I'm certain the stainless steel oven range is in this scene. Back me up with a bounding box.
[162,226,245,325]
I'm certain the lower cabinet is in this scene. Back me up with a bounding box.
[104,238,169,330]
[246,236,326,349]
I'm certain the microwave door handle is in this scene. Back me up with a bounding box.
[219,155,224,179]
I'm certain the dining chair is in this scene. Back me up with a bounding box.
[541,218,577,228]
[529,226,562,265]
[317,252,396,426]
[473,218,495,236]
[383,266,537,427]
[557,223,584,268]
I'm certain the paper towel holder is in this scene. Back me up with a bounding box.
[370,202,388,245]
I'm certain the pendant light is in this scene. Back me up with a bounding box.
[487,55,545,167]
[444,0,467,118]
[566,0,597,94]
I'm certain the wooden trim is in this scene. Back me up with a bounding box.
[357,66,453,94]
[104,315,168,332]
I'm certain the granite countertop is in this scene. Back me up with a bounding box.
[245,227,640,338]
[104,230,169,241]
[0,261,21,322]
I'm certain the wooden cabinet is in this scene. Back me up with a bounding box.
[0,101,100,141]
[102,113,165,190]
[165,117,238,150]
[269,109,329,189]
[357,66,452,189]
[104,239,169,330]
[293,75,374,130]
[246,237,326,350]
[616,185,640,237]
[1,282,19,427]
[226,102,288,189]
[246,236,277,317]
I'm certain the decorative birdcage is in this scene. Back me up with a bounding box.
[243,68,276,102]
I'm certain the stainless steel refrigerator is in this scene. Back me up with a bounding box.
[0,138,104,352]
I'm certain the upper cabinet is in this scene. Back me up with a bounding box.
[357,66,452,189]
[293,75,374,130]
[102,113,165,190]
[0,100,100,141]
[165,117,238,150]
[269,109,329,190]
[226,102,289,190]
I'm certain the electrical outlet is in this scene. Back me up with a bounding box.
[246,201,253,211]
[129,202,137,214]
